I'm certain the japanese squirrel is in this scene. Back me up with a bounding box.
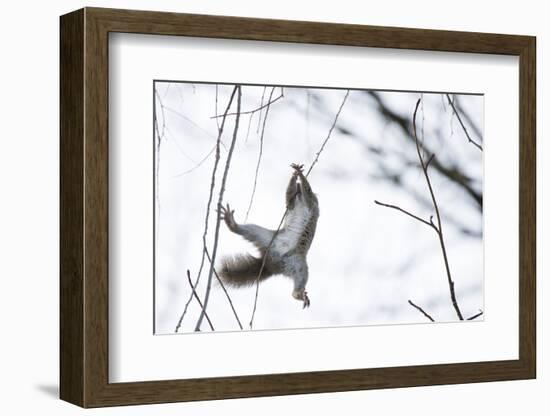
[219,163,319,308]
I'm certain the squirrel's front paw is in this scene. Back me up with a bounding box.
[290,163,304,175]
[219,203,237,230]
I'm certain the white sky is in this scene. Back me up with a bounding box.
[153,82,484,334]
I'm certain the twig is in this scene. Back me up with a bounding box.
[446,94,483,151]
[367,91,482,209]
[408,300,435,322]
[467,310,484,320]
[186,270,214,331]
[173,143,217,178]
[249,212,287,329]
[204,247,243,329]
[249,90,350,329]
[412,99,464,320]
[374,200,437,231]
[175,86,238,333]
[195,86,242,331]
[163,82,171,99]
[256,87,267,134]
[164,106,227,149]
[244,113,254,144]
[211,91,283,119]
[154,89,166,242]
[245,87,276,222]
[215,85,220,131]
[375,99,465,321]
[164,125,196,163]
[425,153,435,168]
[454,97,483,141]
[306,90,350,176]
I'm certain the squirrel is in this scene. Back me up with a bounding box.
[219,163,319,308]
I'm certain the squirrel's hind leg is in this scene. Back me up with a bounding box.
[287,257,310,309]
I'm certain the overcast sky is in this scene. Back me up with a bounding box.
[153,82,484,334]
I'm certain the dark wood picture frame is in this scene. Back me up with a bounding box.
[60,7,536,408]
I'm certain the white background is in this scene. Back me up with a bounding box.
[0,0,546,414]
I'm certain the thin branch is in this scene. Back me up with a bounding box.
[256,87,267,134]
[467,310,484,321]
[367,91,482,209]
[172,143,217,178]
[374,200,438,231]
[245,87,276,222]
[446,94,483,151]
[369,160,480,237]
[162,82,172,99]
[249,211,287,329]
[412,99,464,320]
[215,85,221,131]
[154,90,167,141]
[454,97,483,141]
[425,153,435,169]
[211,91,283,119]
[245,113,254,144]
[164,106,227,150]
[154,89,166,242]
[204,247,243,329]
[186,270,214,331]
[408,299,435,322]
[306,90,350,176]
[249,90,350,329]
[195,86,242,331]
[164,125,196,163]
[376,99,465,321]
[175,87,238,333]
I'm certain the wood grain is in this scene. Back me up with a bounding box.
[59,8,84,406]
[60,7,537,408]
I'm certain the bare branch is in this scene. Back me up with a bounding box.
[172,143,217,178]
[204,247,243,329]
[454,97,484,141]
[446,94,483,151]
[245,87,276,222]
[412,98,464,320]
[306,90,350,177]
[244,113,254,144]
[366,91,482,209]
[195,86,242,331]
[376,98,466,322]
[374,200,438,232]
[186,270,214,331]
[256,86,267,134]
[154,88,166,241]
[164,105,227,149]
[214,85,221,131]
[408,299,435,322]
[425,153,435,169]
[248,211,287,329]
[175,86,238,333]
[211,91,283,119]
[164,126,197,163]
[467,310,484,320]
[154,90,167,142]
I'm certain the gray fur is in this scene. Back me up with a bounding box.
[219,253,273,287]
[219,166,319,307]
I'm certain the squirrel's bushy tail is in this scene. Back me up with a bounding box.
[219,253,273,287]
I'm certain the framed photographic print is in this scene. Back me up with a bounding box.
[60,7,536,407]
